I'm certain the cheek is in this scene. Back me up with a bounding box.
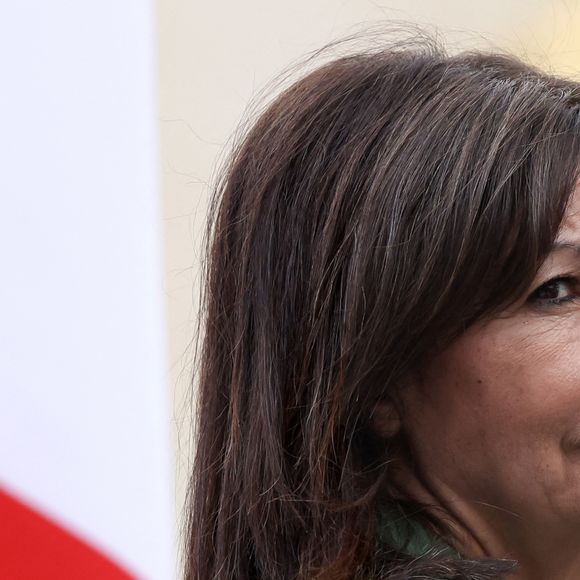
[408,317,580,498]
[470,319,580,442]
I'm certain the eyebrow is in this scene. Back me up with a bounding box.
[552,241,580,254]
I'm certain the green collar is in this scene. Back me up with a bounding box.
[377,504,462,559]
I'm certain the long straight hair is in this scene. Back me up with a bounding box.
[185,29,580,579]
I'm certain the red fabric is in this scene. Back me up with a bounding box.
[0,487,134,579]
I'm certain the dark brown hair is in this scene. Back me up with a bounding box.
[184,28,580,579]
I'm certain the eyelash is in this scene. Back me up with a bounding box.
[527,275,580,307]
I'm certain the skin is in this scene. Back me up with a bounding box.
[381,185,580,579]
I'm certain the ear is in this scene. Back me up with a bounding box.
[370,399,402,438]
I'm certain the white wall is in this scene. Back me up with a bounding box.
[0,1,175,578]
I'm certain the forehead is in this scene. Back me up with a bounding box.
[558,184,580,240]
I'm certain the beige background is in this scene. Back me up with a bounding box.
[157,0,580,571]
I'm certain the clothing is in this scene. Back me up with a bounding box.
[377,503,462,559]
[376,506,518,579]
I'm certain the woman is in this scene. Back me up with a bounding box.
[184,30,580,579]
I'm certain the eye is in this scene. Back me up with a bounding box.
[527,276,579,307]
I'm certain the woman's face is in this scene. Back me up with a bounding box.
[400,185,580,558]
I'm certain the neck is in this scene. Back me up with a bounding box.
[389,459,580,580]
